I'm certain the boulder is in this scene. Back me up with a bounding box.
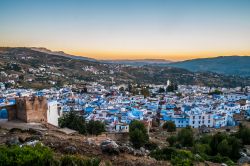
[25,135,43,142]
[100,140,119,155]
[20,140,41,147]
[64,145,77,154]
[28,128,43,136]
[238,156,250,165]
[119,145,134,154]
[9,128,23,133]
[6,136,20,146]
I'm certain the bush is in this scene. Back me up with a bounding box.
[0,144,56,166]
[208,89,222,95]
[196,132,242,161]
[130,129,147,149]
[150,147,176,160]
[237,124,250,145]
[162,121,176,132]
[217,139,232,157]
[0,144,101,166]
[204,154,234,166]
[177,127,194,147]
[59,111,87,134]
[60,155,100,166]
[171,150,194,166]
[193,143,211,155]
[86,120,105,136]
[129,120,149,149]
[145,141,158,151]
[59,112,105,136]
[167,136,177,147]
[150,147,196,165]
[210,132,228,155]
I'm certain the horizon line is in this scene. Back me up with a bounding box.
[1,46,250,61]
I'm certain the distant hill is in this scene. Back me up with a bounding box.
[1,47,250,88]
[30,47,97,62]
[102,59,172,66]
[169,56,250,76]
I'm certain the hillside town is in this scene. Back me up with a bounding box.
[1,81,250,131]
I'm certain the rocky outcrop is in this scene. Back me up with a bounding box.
[238,156,250,165]
[100,140,120,155]
[6,136,20,146]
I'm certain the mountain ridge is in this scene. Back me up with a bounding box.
[1,46,250,76]
[168,55,250,76]
[1,47,250,88]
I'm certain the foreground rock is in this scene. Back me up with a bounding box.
[238,156,250,165]
[6,136,20,146]
[100,140,120,155]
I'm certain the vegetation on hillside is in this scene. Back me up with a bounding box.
[162,121,176,132]
[1,47,250,89]
[169,56,250,76]
[152,124,250,165]
[0,144,100,166]
[129,120,149,149]
[58,111,105,135]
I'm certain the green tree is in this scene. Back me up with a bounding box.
[166,84,174,92]
[0,144,55,166]
[228,136,241,159]
[177,127,194,147]
[129,120,149,149]
[170,150,193,166]
[167,136,177,147]
[158,87,165,93]
[208,89,222,95]
[166,83,178,92]
[162,121,176,132]
[193,143,211,155]
[210,132,228,155]
[237,124,250,145]
[217,139,232,156]
[86,120,105,136]
[58,111,86,134]
[150,147,176,160]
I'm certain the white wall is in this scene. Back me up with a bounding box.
[47,101,60,126]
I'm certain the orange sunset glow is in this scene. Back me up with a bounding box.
[1,0,250,61]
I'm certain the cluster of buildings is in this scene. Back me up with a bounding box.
[1,83,250,133]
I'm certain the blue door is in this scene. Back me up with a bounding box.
[0,108,8,119]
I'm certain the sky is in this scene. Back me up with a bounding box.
[0,0,250,61]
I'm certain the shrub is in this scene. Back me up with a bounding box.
[171,150,194,166]
[204,154,234,165]
[150,147,177,160]
[86,120,105,136]
[162,121,176,132]
[167,136,177,147]
[129,129,147,149]
[177,127,194,147]
[60,155,100,166]
[129,120,149,149]
[58,111,87,134]
[217,139,232,157]
[193,143,211,155]
[144,141,158,151]
[0,144,56,166]
[237,124,250,145]
[0,144,101,166]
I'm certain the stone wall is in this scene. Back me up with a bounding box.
[14,96,48,123]
[26,96,47,123]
